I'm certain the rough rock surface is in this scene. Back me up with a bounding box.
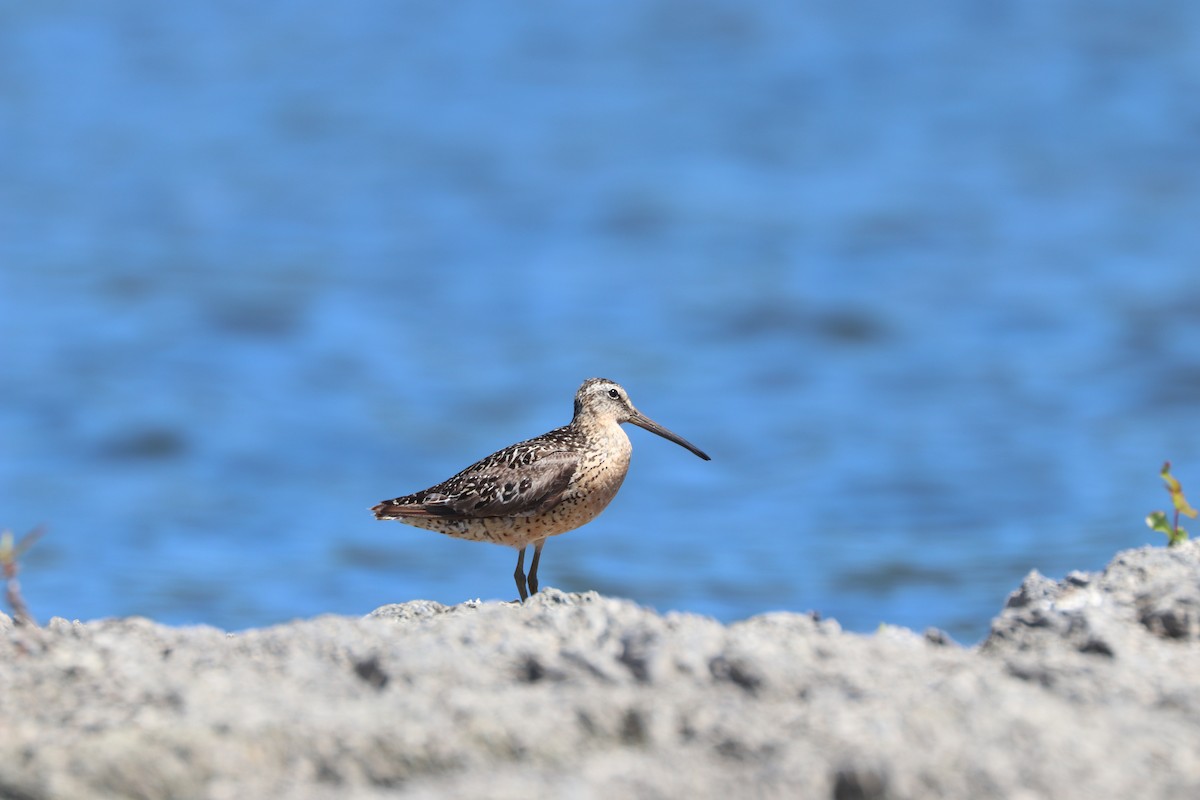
[3,543,1200,799]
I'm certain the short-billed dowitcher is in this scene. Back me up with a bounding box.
[372,377,710,600]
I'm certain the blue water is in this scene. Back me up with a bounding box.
[4,1,1200,642]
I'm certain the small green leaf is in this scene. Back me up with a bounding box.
[1161,462,1199,519]
[1170,526,1189,547]
[1161,461,1180,490]
[1174,493,1199,519]
[1147,511,1173,536]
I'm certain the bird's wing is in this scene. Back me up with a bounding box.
[374,450,578,520]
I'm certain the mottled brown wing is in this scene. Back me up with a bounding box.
[374,450,578,520]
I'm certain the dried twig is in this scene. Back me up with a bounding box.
[1,526,46,626]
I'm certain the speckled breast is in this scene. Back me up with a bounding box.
[542,429,633,538]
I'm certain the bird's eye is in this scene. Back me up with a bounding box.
[608,388,620,399]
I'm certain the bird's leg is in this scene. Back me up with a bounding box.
[513,547,529,601]
[527,540,545,596]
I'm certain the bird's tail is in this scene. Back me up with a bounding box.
[372,499,440,519]
[371,500,401,519]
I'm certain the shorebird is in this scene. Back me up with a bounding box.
[372,377,710,600]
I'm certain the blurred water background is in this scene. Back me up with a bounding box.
[3,1,1200,642]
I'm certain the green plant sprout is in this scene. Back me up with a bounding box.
[1,526,45,626]
[1146,462,1197,547]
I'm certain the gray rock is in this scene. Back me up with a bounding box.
[982,541,1200,711]
[2,544,1200,798]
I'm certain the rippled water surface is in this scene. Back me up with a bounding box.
[4,1,1200,641]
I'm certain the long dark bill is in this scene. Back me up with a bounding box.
[629,412,711,461]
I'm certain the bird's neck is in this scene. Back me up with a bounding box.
[570,413,625,440]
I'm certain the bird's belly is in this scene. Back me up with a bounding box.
[542,463,628,536]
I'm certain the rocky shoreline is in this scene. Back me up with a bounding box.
[3,542,1200,799]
